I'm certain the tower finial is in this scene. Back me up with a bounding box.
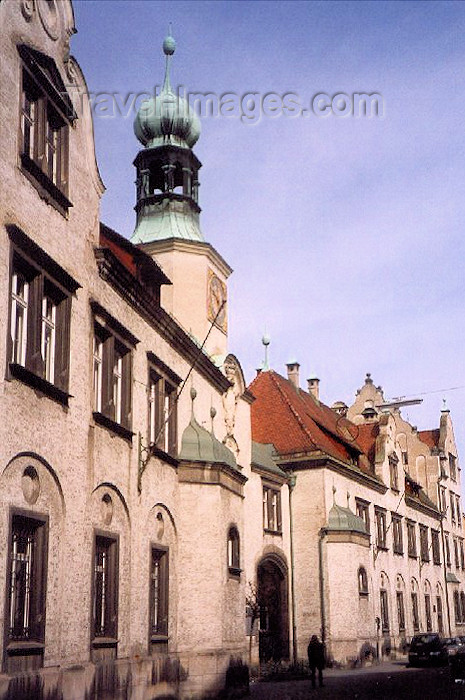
[262,331,271,371]
[162,27,176,91]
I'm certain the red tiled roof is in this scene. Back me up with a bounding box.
[100,227,137,275]
[249,370,363,463]
[418,429,440,450]
[356,423,379,463]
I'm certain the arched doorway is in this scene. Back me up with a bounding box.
[257,556,289,662]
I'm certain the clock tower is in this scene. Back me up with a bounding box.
[131,34,231,359]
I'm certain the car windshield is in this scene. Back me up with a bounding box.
[443,639,458,645]
[412,635,438,645]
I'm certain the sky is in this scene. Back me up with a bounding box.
[71,1,465,468]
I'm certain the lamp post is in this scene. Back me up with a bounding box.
[288,472,298,664]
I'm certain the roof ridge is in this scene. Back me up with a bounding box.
[270,372,318,449]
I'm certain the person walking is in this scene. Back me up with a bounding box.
[307,634,325,688]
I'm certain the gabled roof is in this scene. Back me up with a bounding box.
[249,370,363,464]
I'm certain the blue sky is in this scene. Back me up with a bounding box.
[72,1,465,466]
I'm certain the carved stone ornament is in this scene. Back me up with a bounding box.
[222,357,241,456]
[22,465,40,505]
[101,493,114,526]
[37,0,60,40]
[21,0,35,22]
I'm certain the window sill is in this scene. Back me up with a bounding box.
[264,528,282,536]
[20,153,71,216]
[377,545,388,551]
[6,641,45,654]
[93,412,134,442]
[408,553,418,559]
[228,566,242,579]
[150,444,179,467]
[9,363,70,407]
[91,637,118,649]
[393,550,404,556]
[359,592,369,598]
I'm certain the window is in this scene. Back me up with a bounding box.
[431,530,441,565]
[147,353,180,458]
[358,567,368,596]
[445,534,451,567]
[454,591,461,625]
[425,595,432,632]
[439,485,447,515]
[92,302,137,439]
[396,591,405,632]
[420,525,429,562]
[7,227,77,404]
[380,589,389,632]
[461,593,465,624]
[375,508,387,549]
[451,492,456,524]
[407,521,417,558]
[454,538,460,569]
[7,513,47,643]
[263,484,282,533]
[457,496,462,524]
[356,499,370,534]
[150,547,168,642]
[411,592,420,631]
[227,527,241,577]
[93,534,118,642]
[401,450,408,467]
[460,539,465,570]
[392,514,403,555]
[450,453,457,481]
[437,596,444,635]
[389,453,399,491]
[18,45,75,214]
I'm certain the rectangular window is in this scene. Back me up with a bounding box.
[389,455,399,491]
[451,492,456,524]
[450,453,457,481]
[380,589,389,632]
[460,539,465,570]
[18,45,75,214]
[437,596,444,635]
[396,591,405,632]
[439,486,447,515]
[355,499,370,534]
[445,533,451,567]
[93,534,118,641]
[431,530,441,565]
[150,547,168,641]
[375,508,387,549]
[457,496,461,524]
[263,484,282,533]
[425,595,432,632]
[411,592,420,631]
[148,369,178,457]
[92,303,137,439]
[420,525,429,562]
[7,229,77,405]
[392,514,403,555]
[454,538,460,569]
[407,521,417,558]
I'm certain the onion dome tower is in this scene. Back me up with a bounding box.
[132,33,202,243]
[131,33,231,358]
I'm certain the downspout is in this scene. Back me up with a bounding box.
[438,470,452,636]
[288,473,298,663]
[318,528,327,647]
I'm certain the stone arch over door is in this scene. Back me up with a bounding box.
[257,554,289,662]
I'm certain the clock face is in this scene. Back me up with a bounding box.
[208,271,227,332]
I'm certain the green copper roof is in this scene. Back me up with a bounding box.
[131,200,204,244]
[179,396,237,470]
[252,442,286,477]
[133,32,200,150]
[327,503,367,535]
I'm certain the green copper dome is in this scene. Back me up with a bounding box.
[327,503,367,534]
[134,33,200,149]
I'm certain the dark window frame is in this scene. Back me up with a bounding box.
[3,509,48,673]
[149,544,169,650]
[380,589,389,633]
[407,520,417,558]
[396,590,406,632]
[358,566,368,597]
[419,525,429,563]
[6,227,77,406]
[392,514,403,555]
[431,530,441,565]
[18,44,75,216]
[227,526,241,578]
[375,507,387,550]
[91,531,119,651]
[411,591,420,631]
[147,352,180,460]
[355,499,370,535]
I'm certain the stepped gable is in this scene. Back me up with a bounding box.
[249,370,364,463]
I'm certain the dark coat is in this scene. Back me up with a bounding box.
[307,638,325,669]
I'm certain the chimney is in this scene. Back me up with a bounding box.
[286,361,300,389]
[307,376,320,400]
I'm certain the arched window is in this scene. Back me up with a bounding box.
[460,592,465,624]
[227,527,240,577]
[358,566,368,596]
[454,590,461,624]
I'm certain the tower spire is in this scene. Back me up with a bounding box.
[162,26,175,93]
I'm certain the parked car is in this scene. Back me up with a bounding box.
[408,633,446,666]
[450,644,465,681]
[442,637,463,658]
